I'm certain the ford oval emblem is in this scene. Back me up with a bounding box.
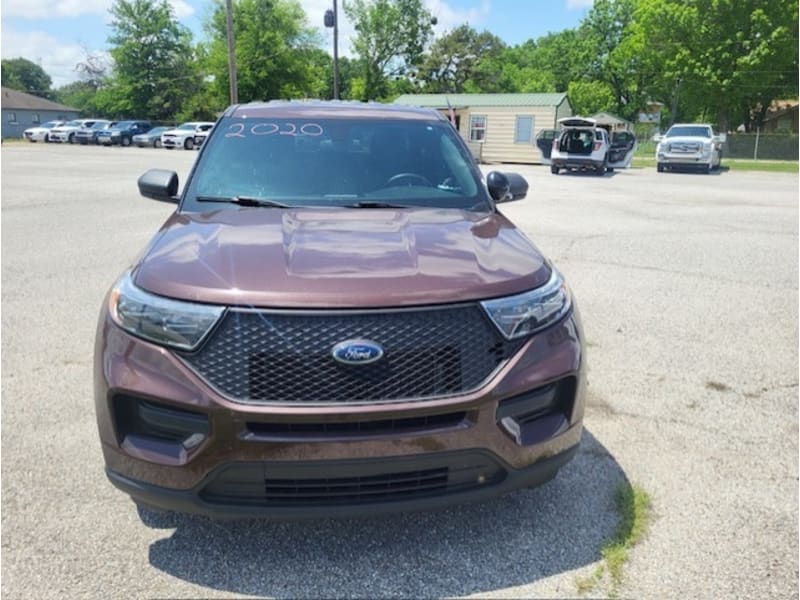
[332,339,384,365]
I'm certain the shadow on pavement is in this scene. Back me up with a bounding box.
[147,428,628,598]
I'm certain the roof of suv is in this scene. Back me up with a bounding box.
[225,100,445,121]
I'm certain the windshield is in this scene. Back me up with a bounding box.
[91,122,109,130]
[666,126,712,138]
[115,121,134,129]
[145,127,168,135]
[43,121,60,128]
[64,120,81,127]
[182,117,488,212]
[178,123,197,130]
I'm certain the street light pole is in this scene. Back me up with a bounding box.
[324,2,340,100]
[225,0,238,104]
[333,0,339,100]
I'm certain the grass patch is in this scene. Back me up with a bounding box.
[631,155,798,173]
[576,482,652,598]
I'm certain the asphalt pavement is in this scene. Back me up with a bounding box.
[1,143,797,598]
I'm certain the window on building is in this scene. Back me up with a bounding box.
[514,116,534,143]
[7,112,17,123]
[32,113,41,124]
[469,115,487,142]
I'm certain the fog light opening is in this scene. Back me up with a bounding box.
[496,377,576,446]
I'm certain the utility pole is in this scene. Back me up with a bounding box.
[225,0,238,105]
[333,0,339,100]
[324,2,340,100]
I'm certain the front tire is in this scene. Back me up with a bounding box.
[121,136,131,147]
[657,162,664,173]
[550,165,559,175]
[68,133,75,144]
[154,139,162,148]
[184,137,194,150]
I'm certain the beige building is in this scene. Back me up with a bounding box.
[393,93,572,164]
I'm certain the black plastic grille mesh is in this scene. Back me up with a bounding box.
[180,305,519,404]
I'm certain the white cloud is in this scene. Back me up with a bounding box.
[169,0,195,19]
[2,0,193,19]
[1,29,110,88]
[566,0,594,9]
[2,0,107,19]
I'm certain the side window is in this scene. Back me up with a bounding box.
[514,116,534,143]
[469,115,487,142]
[32,113,41,124]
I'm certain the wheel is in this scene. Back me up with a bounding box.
[68,133,75,144]
[657,163,664,173]
[154,139,162,148]
[596,155,608,175]
[607,167,614,173]
[121,136,131,147]
[383,172,433,187]
[184,137,194,150]
[550,165,559,175]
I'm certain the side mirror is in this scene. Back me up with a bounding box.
[138,169,179,203]
[487,171,528,202]
[653,134,663,142]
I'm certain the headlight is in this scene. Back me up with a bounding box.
[480,268,572,339]
[109,271,224,350]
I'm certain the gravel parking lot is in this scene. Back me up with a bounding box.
[2,143,797,598]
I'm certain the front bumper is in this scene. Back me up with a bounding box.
[95,305,586,517]
[657,152,712,168]
[107,445,579,519]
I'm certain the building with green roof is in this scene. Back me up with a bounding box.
[394,93,572,164]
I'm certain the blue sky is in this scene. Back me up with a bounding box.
[1,0,594,88]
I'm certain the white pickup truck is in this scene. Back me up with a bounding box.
[655,124,724,172]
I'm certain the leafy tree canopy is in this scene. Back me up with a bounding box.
[2,58,53,99]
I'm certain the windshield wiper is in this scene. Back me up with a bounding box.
[195,195,291,208]
[343,201,412,209]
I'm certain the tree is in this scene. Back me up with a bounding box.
[102,0,199,120]
[578,0,646,120]
[54,81,101,115]
[204,0,323,105]
[344,0,434,100]
[567,80,616,115]
[418,25,505,93]
[1,58,53,98]
[472,40,557,93]
[631,0,798,130]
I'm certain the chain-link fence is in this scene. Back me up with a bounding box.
[723,133,798,160]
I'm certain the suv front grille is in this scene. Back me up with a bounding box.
[180,305,521,405]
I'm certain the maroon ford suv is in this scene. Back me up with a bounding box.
[94,101,586,520]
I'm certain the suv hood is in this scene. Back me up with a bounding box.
[133,208,550,308]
